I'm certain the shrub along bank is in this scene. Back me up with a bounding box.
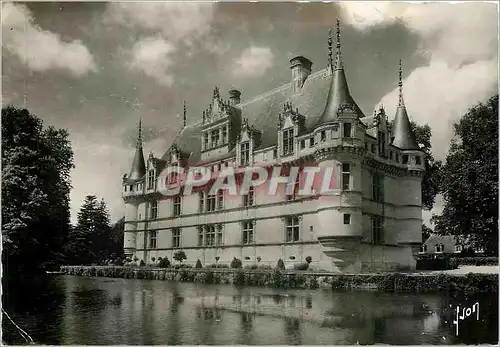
[60,266,497,293]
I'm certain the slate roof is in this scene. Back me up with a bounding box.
[392,105,420,150]
[160,66,367,166]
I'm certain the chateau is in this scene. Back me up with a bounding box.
[122,22,424,273]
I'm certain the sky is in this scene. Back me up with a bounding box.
[2,1,498,226]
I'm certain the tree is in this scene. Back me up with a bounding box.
[109,217,125,258]
[422,224,433,242]
[432,95,498,254]
[2,106,74,277]
[173,250,187,264]
[66,195,112,265]
[389,120,442,211]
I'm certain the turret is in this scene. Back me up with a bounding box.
[127,119,146,181]
[391,60,419,150]
[315,20,363,127]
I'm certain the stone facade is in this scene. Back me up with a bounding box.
[121,22,425,273]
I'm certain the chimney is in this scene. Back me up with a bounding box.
[229,89,241,105]
[290,56,313,93]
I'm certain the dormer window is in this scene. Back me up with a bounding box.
[222,127,227,144]
[435,243,444,253]
[343,123,352,138]
[210,130,219,148]
[282,128,294,156]
[203,133,209,150]
[240,141,250,166]
[147,169,155,190]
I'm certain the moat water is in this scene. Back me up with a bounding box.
[2,275,498,345]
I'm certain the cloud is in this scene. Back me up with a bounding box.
[232,46,274,78]
[1,3,97,77]
[127,36,176,87]
[339,2,498,160]
[104,2,218,86]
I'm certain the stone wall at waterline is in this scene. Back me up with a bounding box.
[60,266,498,293]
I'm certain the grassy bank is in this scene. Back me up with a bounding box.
[60,266,497,293]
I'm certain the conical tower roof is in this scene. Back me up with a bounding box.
[391,60,420,150]
[316,20,363,126]
[128,119,146,181]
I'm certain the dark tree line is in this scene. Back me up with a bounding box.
[2,107,74,277]
[2,106,124,280]
[432,95,498,254]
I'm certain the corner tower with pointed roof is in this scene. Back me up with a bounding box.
[122,119,147,258]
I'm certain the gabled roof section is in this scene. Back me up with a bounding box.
[391,60,420,151]
[127,119,146,181]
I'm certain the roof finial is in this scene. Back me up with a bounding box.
[137,118,143,148]
[183,101,187,128]
[328,28,333,68]
[334,19,343,70]
[398,59,405,107]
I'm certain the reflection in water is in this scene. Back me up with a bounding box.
[3,276,498,345]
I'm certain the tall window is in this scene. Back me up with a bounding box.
[372,216,384,245]
[211,130,219,148]
[300,140,305,149]
[207,194,216,212]
[222,127,227,144]
[242,220,254,244]
[150,200,158,220]
[216,224,224,246]
[240,142,250,165]
[199,192,205,212]
[402,155,409,164]
[217,190,224,209]
[309,137,315,147]
[420,244,427,253]
[435,243,444,253]
[282,128,294,155]
[147,169,155,190]
[198,227,204,246]
[273,148,278,159]
[285,216,300,242]
[149,230,157,249]
[372,172,384,203]
[343,123,352,138]
[173,196,182,216]
[416,156,422,165]
[243,186,255,207]
[172,228,181,248]
[206,225,216,246]
[342,163,351,190]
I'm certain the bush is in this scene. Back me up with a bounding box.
[230,257,242,269]
[416,254,456,270]
[139,260,145,267]
[276,259,285,270]
[195,259,203,268]
[158,257,171,268]
[174,264,193,269]
[207,263,229,268]
[450,257,498,267]
[244,264,259,270]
